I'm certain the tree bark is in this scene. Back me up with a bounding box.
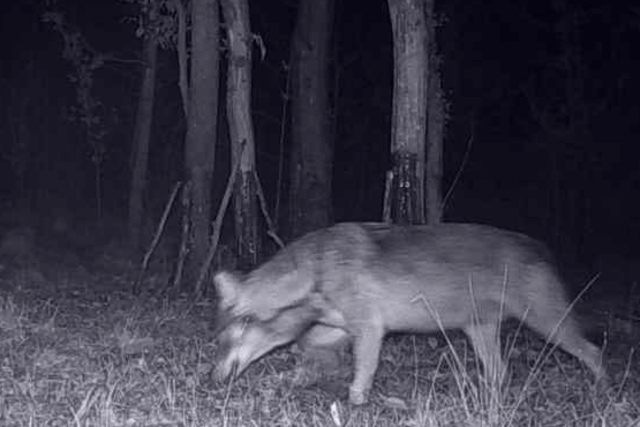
[185,0,220,272]
[128,4,158,250]
[173,0,188,120]
[289,0,334,238]
[221,0,260,269]
[425,0,444,225]
[388,0,428,225]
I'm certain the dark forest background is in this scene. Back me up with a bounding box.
[1,0,639,268]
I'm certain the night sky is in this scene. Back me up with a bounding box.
[1,0,639,263]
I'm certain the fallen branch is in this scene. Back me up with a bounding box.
[194,143,245,297]
[134,181,182,294]
[253,169,284,249]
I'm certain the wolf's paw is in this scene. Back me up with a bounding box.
[348,385,369,405]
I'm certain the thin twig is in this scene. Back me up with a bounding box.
[172,181,191,290]
[253,170,284,249]
[383,170,393,223]
[194,143,245,298]
[442,124,474,213]
[274,61,291,227]
[134,181,182,293]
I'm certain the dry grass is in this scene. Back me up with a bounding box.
[0,241,638,427]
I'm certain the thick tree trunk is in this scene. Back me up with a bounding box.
[221,0,259,269]
[289,0,334,238]
[185,0,219,272]
[425,0,444,225]
[128,10,158,250]
[388,0,427,225]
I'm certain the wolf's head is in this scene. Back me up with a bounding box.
[212,225,369,381]
[213,270,327,381]
[213,300,323,381]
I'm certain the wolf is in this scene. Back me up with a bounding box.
[213,222,605,405]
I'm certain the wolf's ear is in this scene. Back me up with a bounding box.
[214,271,243,309]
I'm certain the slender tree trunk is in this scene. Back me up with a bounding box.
[173,0,189,120]
[185,0,220,273]
[221,0,259,269]
[388,0,427,225]
[128,7,158,250]
[425,0,444,224]
[289,0,335,238]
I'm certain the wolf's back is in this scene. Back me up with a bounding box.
[310,223,566,330]
[224,222,564,324]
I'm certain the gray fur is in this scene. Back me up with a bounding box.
[214,223,605,405]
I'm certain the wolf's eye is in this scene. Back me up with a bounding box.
[240,314,256,330]
[239,316,249,329]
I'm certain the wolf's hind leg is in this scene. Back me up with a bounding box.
[517,268,606,380]
[524,307,605,381]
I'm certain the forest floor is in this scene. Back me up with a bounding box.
[0,221,639,427]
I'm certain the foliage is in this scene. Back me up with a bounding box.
[42,11,108,166]
[122,0,181,49]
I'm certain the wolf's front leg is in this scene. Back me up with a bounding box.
[295,325,350,386]
[349,323,384,405]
